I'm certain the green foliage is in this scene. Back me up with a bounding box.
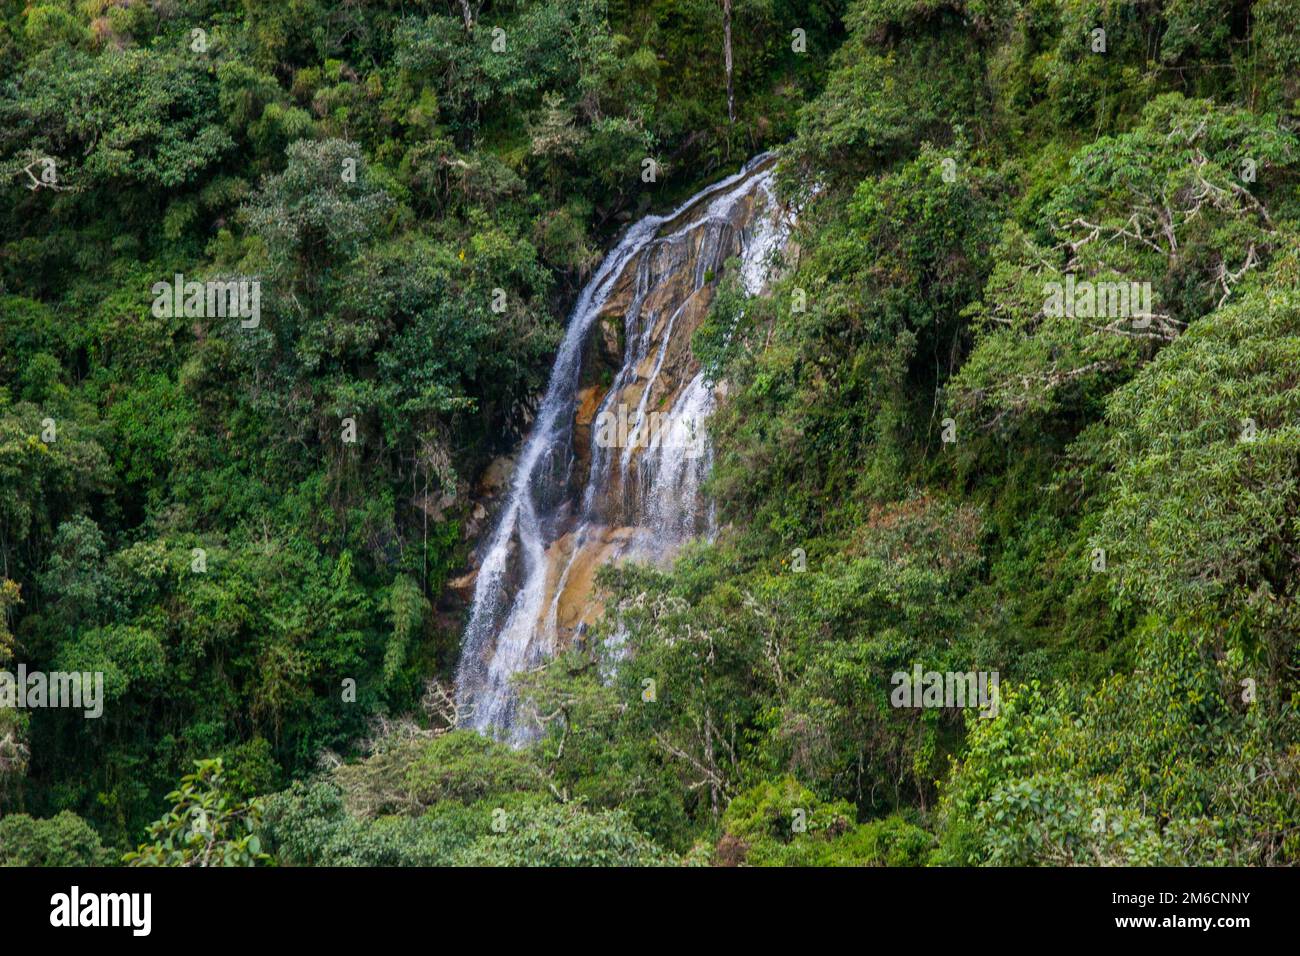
[260,731,674,866]
[712,143,1000,539]
[1093,273,1300,623]
[949,95,1298,436]
[261,779,476,866]
[0,580,26,799]
[244,138,393,274]
[383,574,428,691]
[936,625,1299,865]
[786,2,987,188]
[2,0,1297,869]
[124,759,271,867]
[785,814,934,866]
[331,730,547,817]
[2,47,234,189]
[718,777,933,865]
[453,797,677,867]
[511,0,1300,868]
[0,810,111,867]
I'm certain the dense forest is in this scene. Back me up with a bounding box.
[1,0,1297,867]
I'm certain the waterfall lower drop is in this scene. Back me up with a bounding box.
[455,154,791,742]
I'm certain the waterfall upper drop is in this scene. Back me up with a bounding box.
[454,154,791,742]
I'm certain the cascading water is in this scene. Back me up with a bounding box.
[455,154,791,742]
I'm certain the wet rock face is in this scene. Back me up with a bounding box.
[572,316,623,486]
[543,190,767,645]
[441,454,516,613]
[455,156,790,741]
[579,226,734,515]
[460,455,514,543]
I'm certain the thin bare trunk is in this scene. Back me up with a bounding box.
[722,0,735,123]
[704,705,719,817]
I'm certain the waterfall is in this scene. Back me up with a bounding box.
[454,154,790,742]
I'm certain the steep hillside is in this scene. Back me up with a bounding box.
[2,0,1297,868]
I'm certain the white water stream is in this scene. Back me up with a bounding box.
[455,155,789,741]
